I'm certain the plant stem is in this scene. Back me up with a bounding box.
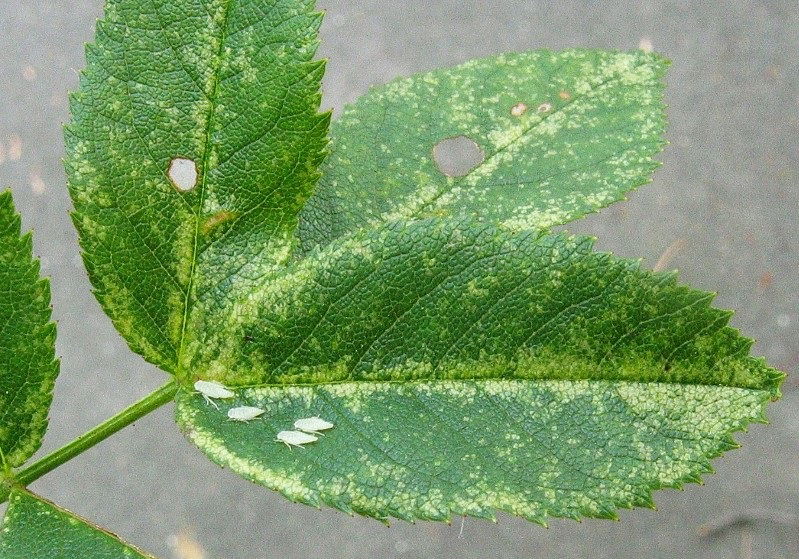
[1,380,178,504]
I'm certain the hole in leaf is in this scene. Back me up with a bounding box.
[168,158,198,192]
[432,136,484,178]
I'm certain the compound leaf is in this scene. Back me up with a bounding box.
[0,191,58,469]
[65,0,329,376]
[299,49,667,251]
[176,220,781,523]
[0,488,154,559]
[64,0,780,529]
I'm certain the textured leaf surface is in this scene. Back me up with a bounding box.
[299,49,667,251]
[0,191,58,468]
[177,220,781,523]
[65,0,329,375]
[0,489,153,559]
[178,380,768,523]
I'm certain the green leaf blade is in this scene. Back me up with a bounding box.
[177,379,769,524]
[0,489,154,559]
[299,49,668,251]
[177,219,781,523]
[0,191,59,469]
[189,220,780,395]
[66,0,329,375]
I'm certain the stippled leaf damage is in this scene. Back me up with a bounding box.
[0,191,58,470]
[0,488,154,558]
[65,0,329,376]
[63,0,782,528]
[300,49,667,251]
[176,220,782,523]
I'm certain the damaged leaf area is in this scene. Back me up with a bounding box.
[0,488,154,558]
[176,220,782,523]
[63,0,781,528]
[178,380,767,524]
[299,49,668,251]
[0,191,58,469]
[65,0,329,376]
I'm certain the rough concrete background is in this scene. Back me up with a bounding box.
[1,1,797,557]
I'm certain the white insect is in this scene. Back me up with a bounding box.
[276,430,318,449]
[293,416,334,435]
[194,380,235,409]
[227,406,265,422]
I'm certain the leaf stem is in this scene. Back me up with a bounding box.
[0,380,178,504]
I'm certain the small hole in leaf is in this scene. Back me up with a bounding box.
[168,158,198,192]
[432,136,484,178]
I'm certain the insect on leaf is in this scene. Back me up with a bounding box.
[294,416,334,434]
[299,49,667,251]
[65,0,330,377]
[277,430,318,448]
[0,488,154,558]
[0,190,59,469]
[176,220,782,524]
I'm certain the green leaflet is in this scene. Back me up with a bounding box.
[176,220,782,522]
[185,220,779,393]
[177,379,769,524]
[65,0,329,376]
[299,49,667,251]
[0,191,58,469]
[0,488,154,559]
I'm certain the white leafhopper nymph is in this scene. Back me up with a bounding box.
[194,380,235,409]
[276,430,318,449]
[293,416,334,435]
[227,406,265,422]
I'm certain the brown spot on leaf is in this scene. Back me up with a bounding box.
[202,210,237,235]
[510,102,527,117]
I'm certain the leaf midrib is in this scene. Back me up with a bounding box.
[176,0,234,378]
[225,377,771,393]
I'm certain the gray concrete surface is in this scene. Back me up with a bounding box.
[1,1,797,557]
